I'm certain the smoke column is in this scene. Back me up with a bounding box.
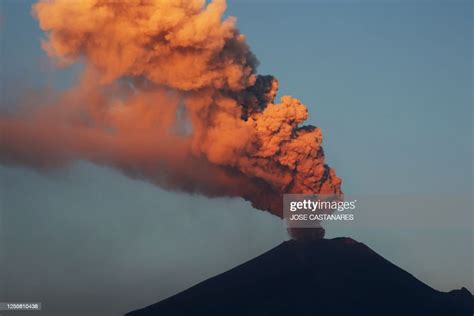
[0,0,342,235]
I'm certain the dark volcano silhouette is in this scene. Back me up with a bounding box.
[126,237,473,316]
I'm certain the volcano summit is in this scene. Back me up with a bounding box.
[127,237,473,316]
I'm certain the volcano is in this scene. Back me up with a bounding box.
[126,237,473,316]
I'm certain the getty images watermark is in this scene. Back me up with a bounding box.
[283,194,357,228]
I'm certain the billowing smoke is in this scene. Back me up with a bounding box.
[0,0,342,233]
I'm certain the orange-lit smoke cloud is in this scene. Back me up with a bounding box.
[0,0,341,220]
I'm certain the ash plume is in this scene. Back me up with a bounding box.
[0,0,342,228]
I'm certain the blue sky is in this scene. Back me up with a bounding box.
[0,1,472,314]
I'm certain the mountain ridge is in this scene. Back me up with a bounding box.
[126,237,473,316]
